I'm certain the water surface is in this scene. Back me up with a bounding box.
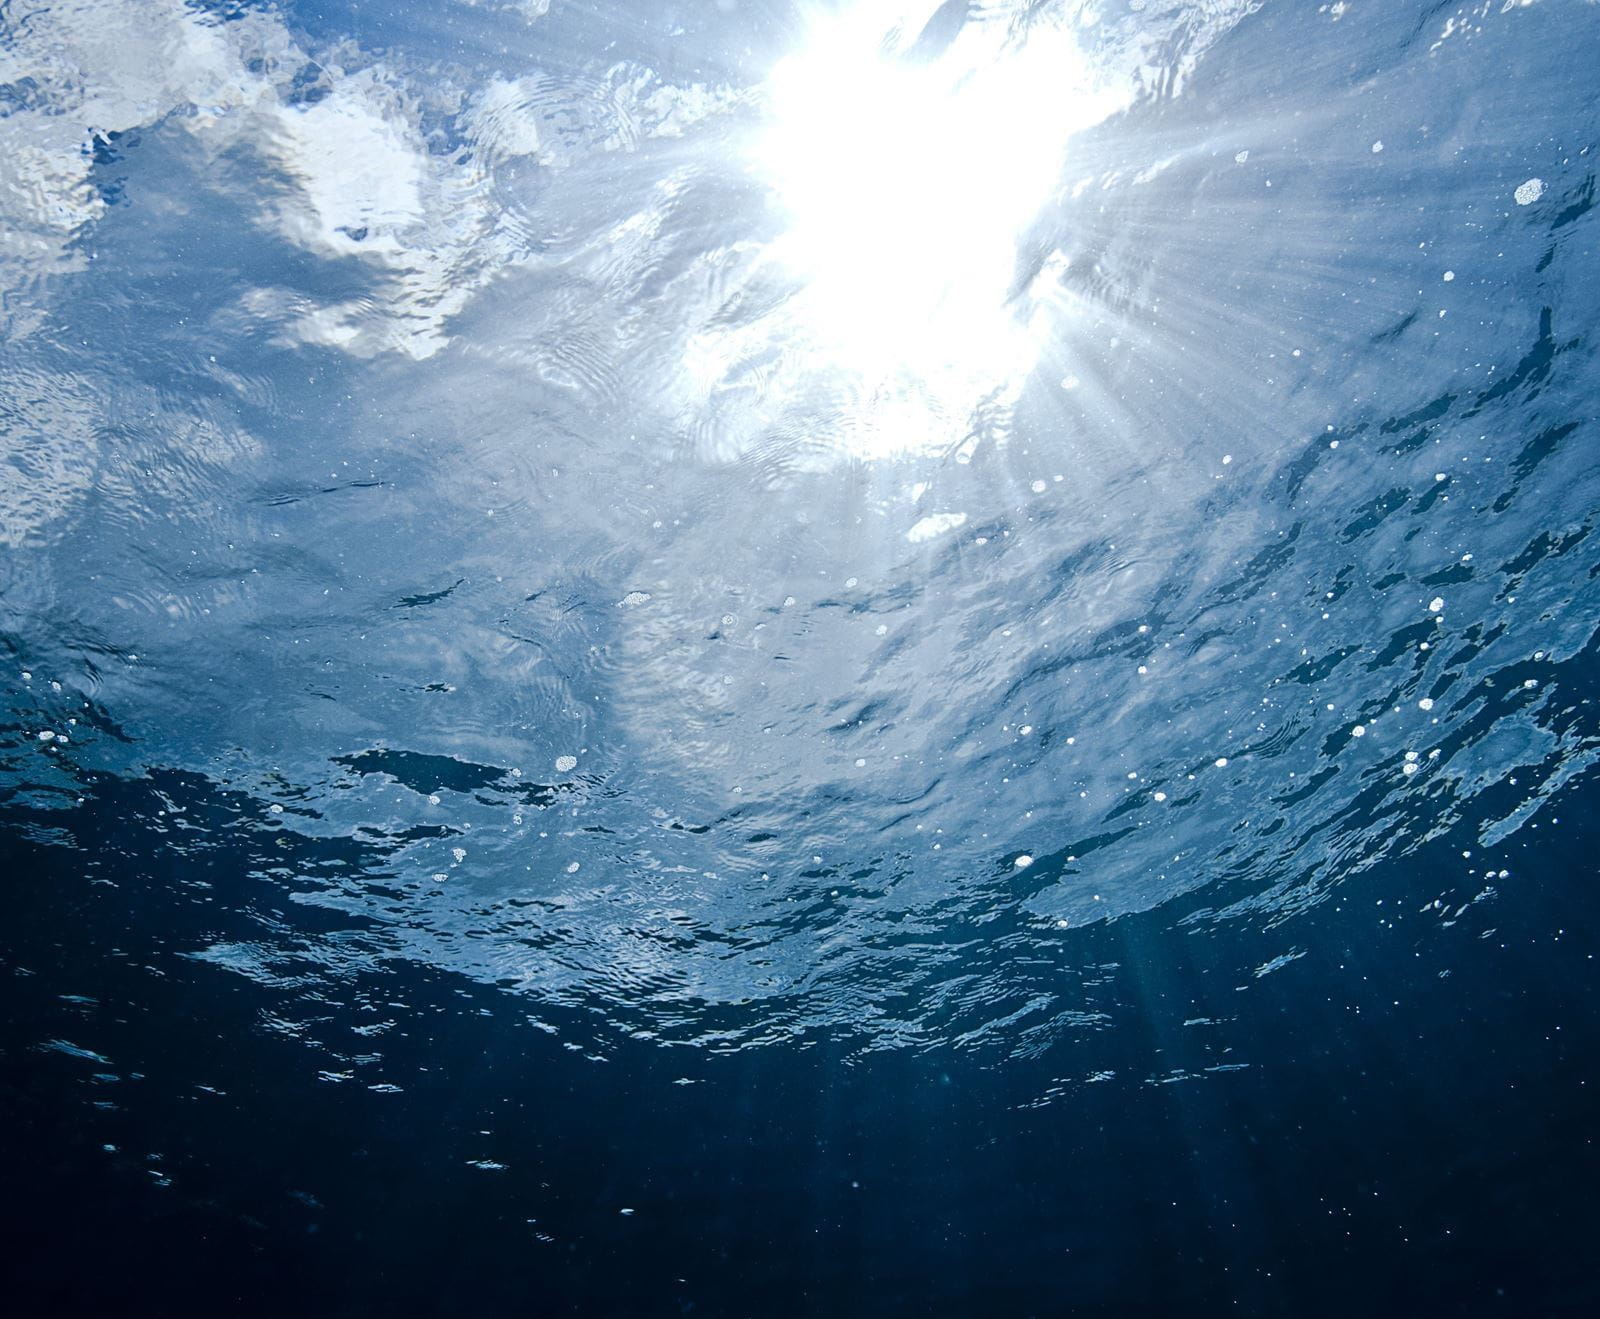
[3,1,1598,1314]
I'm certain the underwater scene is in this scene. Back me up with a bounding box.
[2,1,1598,1314]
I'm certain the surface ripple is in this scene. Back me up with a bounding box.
[2,0,1598,1065]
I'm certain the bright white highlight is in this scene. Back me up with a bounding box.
[745,2,1122,460]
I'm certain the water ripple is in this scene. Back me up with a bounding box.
[2,0,1598,1061]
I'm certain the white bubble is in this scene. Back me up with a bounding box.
[1371,140,1383,153]
[1153,791,1167,802]
[1418,698,1434,711]
[1352,725,1366,738]
[1019,725,1033,736]
[1214,757,1229,768]
[618,591,651,608]
[555,755,577,772]
[1514,178,1544,206]
[1030,479,1047,494]
[1402,763,1418,776]
[1234,149,1250,163]
[1443,271,1455,281]
[1428,597,1445,613]
[566,861,580,873]
[1014,855,1034,869]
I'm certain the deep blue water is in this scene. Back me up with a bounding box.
[3,0,1599,1314]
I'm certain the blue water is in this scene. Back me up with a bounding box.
[3,1,1598,1313]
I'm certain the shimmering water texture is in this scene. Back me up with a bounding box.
[2,1,1599,1313]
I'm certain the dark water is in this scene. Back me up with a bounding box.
[3,0,1599,1314]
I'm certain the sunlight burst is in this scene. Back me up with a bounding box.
[747,2,1122,458]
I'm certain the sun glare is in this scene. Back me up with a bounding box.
[745,2,1123,457]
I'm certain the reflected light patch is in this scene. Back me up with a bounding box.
[745,2,1123,458]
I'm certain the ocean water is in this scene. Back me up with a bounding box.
[2,0,1598,1313]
